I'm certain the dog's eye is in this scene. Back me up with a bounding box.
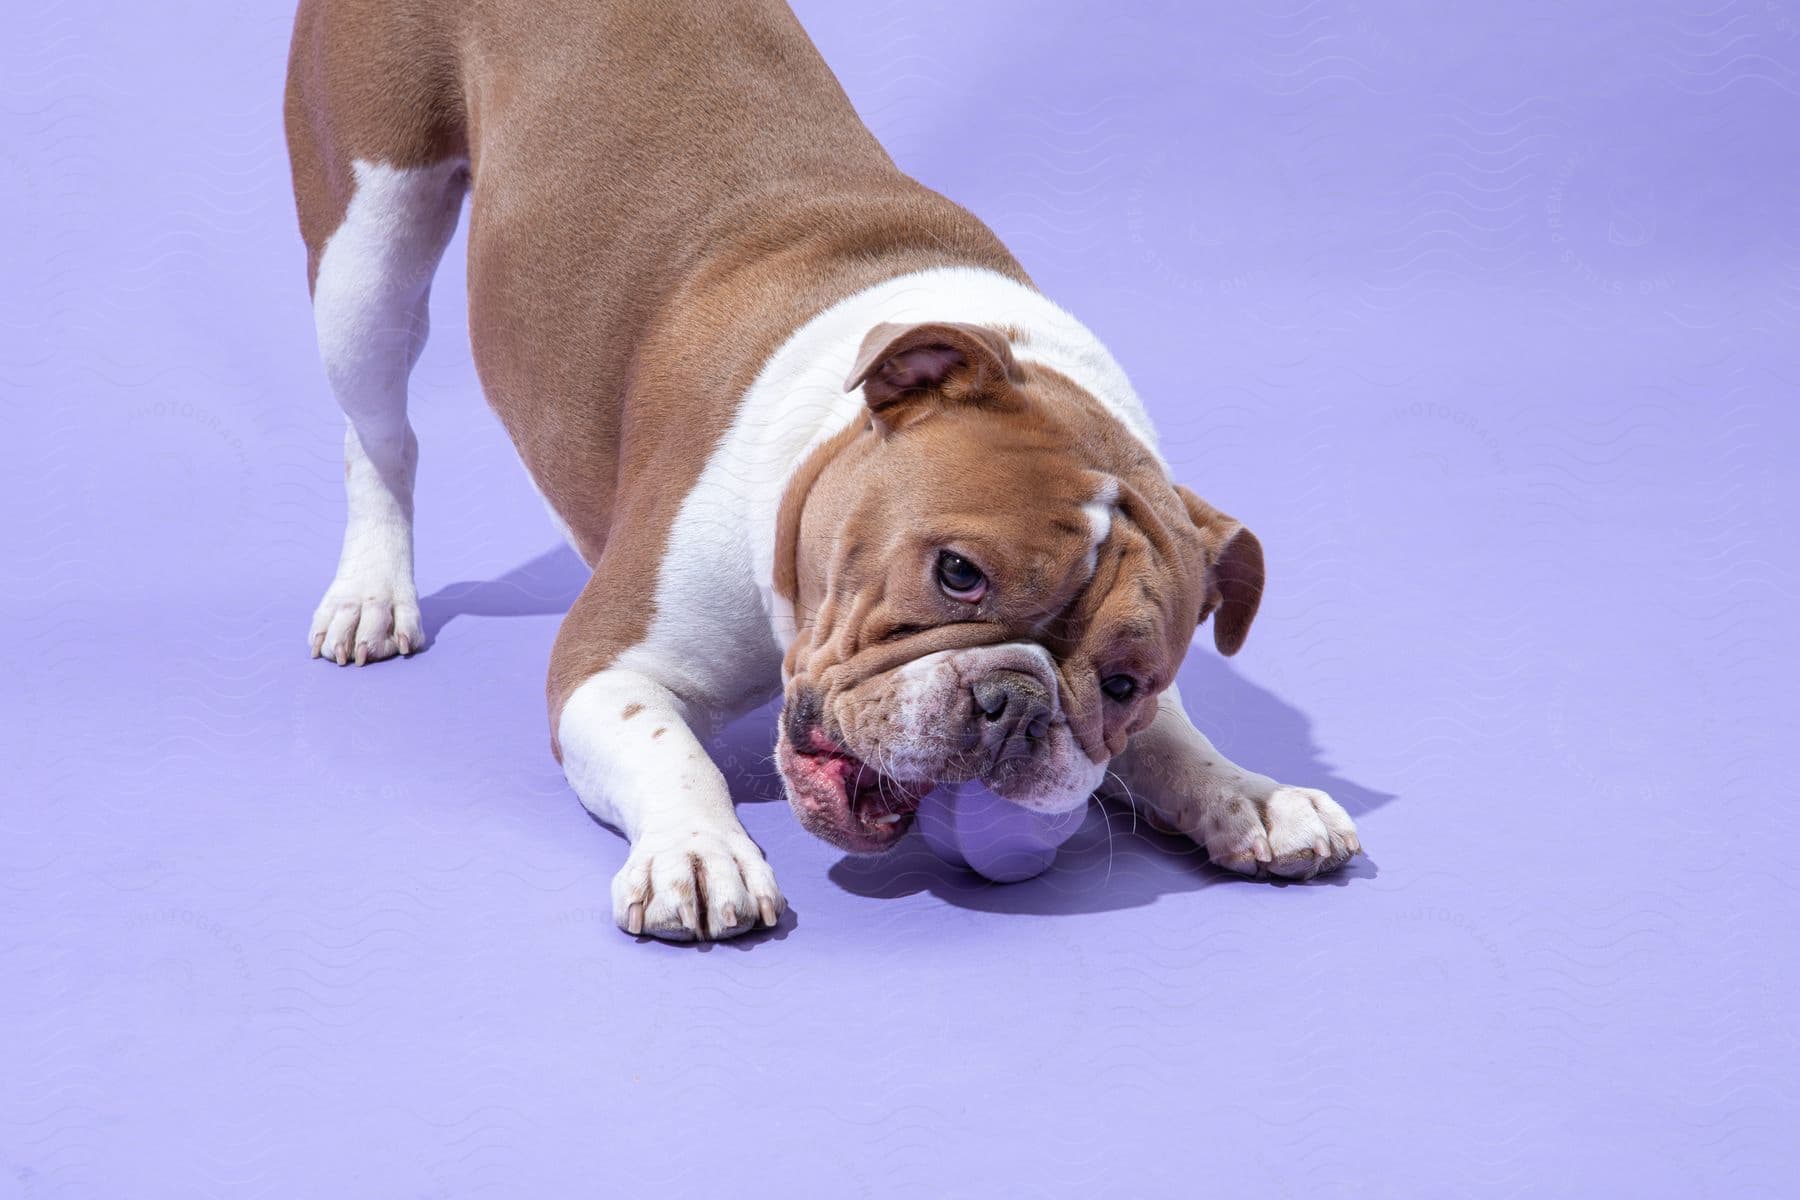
[1101,674,1138,703]
[935,551,987,601]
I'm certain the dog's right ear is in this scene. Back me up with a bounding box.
[845,321,1022,432]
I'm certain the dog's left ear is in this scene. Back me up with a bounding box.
[1176,486,1264,656]
[845,321,1021,431]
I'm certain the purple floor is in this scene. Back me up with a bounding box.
[6,1,1798,1195]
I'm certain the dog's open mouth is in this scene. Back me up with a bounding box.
[777,724,931,853]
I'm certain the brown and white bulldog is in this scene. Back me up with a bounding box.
[284,0,1361,941]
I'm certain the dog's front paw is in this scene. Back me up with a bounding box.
[612,825,786,942]
[1203,785,1361,881]
[309,582,423,666]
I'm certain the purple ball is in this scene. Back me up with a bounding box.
[916,780,1086,883]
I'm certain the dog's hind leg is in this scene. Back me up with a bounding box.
[298,158,466,665]
[285,0,469,664]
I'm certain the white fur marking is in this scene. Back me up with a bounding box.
[1081,475,1119,577]
[307,158,465,664]
[558,669,785,940]
[882,641,1098,812]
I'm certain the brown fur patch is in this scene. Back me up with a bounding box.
[284,0,1035,747]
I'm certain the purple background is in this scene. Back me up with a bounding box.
[5,0,1798,1195]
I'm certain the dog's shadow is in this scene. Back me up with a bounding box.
[417,545,591,642]
[439,545,1394,920]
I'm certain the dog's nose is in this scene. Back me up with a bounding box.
[972,670,1053,765]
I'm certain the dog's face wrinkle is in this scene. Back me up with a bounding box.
[828,490,1169,677]
[804,496,1184,777]
[1037,526,1179,761]
[776,355,1225,837]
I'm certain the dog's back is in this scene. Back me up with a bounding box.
[284,0,1019,567]
[285,0,889,261]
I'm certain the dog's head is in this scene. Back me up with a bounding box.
[774,321,1263,852]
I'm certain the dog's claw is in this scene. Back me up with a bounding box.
[1200,785,1360,882]
[611,829,784,942]
[309,591,422,666]
[759,898,779,928]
